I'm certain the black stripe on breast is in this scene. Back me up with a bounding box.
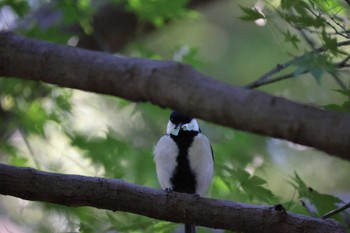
[170,131,199,194]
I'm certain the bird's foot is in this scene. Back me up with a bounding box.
[165,187,173,195]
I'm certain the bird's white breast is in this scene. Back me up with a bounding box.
[188,133,213,195]
[153,135,178,190]
[154,133,213,195]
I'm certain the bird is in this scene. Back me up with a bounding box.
[154,111,214,233]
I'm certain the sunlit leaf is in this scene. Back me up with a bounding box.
[310,0,344,14]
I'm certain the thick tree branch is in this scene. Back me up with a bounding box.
[0,163,345,233]
[1,32,350,159]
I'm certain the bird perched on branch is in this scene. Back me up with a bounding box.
[154,111,214,233]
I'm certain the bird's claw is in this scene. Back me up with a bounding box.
[165,187,173,195]
[193,193,200,200]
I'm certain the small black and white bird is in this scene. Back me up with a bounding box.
[154,111,214,233]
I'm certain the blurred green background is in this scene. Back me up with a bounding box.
[0,0,350,232]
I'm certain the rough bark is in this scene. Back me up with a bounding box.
[0,163,345,233]
[1,32,350,159]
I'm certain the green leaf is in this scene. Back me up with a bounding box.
[322,30,338,55]
[18,100,49,135]
[324,90,350,111]
[127,0,189,27]
[289,171,311,197]
[283,30,300,49]
[309,188,343,216]
[239,5,265,21]
[290,172,343,217]
[231,168,275,204]
[10,154,28,166]
[293,53,336,83]
[332,89,350,97]
[323,103,347,112]
[310,0,344,14]
[281,12,326,29]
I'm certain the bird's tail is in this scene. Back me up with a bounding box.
[185,224,196,233]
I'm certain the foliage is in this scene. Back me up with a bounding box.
[1,0,350,232]
[127,0,189,27]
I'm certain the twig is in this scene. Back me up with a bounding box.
[308,8,349,39]
[246,56,350,89]
[246,41,350,89]
[322,202,350,219]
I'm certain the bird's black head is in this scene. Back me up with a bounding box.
[170,111,193,125]
[167,111,199,136]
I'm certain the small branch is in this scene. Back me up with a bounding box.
[307,9,349,39]
[0,163,346,233]
[322,202,350,219]
[246,70,304,88]
[295,16,349,90]
[246,57,350,89]
[245,40,350,89]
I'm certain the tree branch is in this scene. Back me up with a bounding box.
[0,163,345,233]
[1,32,350,159]
[322,202,350,219]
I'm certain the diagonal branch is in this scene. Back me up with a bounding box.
[245,56,350,89]
[1,32,350,159]
[0,163,345,233]
[322,202,350,219]
[245,40,350,89]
